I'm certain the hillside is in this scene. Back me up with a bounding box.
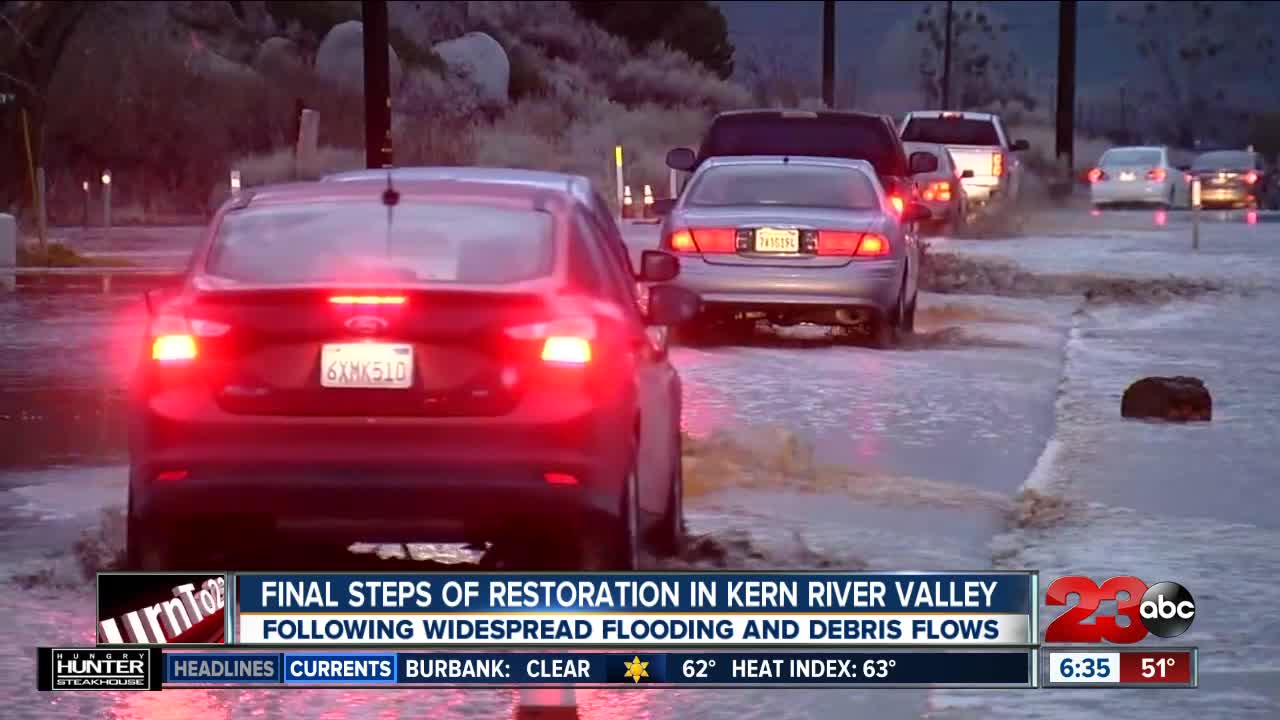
[3,0,750,223]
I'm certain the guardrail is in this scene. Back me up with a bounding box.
[9,267,183,294]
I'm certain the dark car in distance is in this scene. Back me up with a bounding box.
[664,109,941,216]
[1190,150,1277,209]
[127,175,700,572]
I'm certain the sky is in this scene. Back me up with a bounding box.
[715,1,1271,111]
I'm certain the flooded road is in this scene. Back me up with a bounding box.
[3,210,1278,717]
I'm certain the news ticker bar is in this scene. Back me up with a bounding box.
[42,648,1034,689]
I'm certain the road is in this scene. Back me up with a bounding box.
[1,208,1277,718]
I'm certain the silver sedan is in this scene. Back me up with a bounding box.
[655,156,927,347]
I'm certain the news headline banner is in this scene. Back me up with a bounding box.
[235,572,1035,646]
[162,650,1035,688]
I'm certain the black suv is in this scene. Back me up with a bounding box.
[665,109,939,210]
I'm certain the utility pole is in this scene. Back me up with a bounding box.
[822,0,835,108]
[362,0,392,168]
[1055,0,1077,191]
[941,0,954,109]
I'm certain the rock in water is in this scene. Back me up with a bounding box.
[1121,376,1212,421]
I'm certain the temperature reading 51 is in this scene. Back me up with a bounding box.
[682,659,717,678]
[1142,657,1175,678]
[863,659,896,678]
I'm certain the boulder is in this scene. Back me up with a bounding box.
[316,21,403,95]
[254,36,307,82]
[432,32,510,107]
[1121,376,1212,422]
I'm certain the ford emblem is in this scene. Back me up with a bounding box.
[345,315,389,335]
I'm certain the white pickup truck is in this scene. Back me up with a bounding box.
[899,111,1030,220]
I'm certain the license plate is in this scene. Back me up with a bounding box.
[321,343,414,389]
[754,228,799,252]
[1119,171,1136,181]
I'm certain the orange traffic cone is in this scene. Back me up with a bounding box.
[622,185,634,218]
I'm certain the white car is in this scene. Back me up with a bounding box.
[1089,146,1189,208]
[899,111,1029,219]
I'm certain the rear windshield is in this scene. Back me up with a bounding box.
[900,117,1001,146]
[685,164,880,210]
[701,115,906,177]
[1192,151,1255,170]
[206,201,555,284]
[1100,149,1162,166]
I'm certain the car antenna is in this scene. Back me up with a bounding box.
[382,165,399,257]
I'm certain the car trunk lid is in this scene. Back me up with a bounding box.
[169,285,571,417]
[666,206,892,267]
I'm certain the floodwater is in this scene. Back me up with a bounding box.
[1,210,1277,717]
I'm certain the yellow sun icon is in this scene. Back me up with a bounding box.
[622,655,650,683]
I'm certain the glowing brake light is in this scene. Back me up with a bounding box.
[815,231,890,257]
[506,316,596,366]
[921,181,952,202]
[1245,171,1259,185]
[1087,168,1105,183]
[1147,167,1167,181]
[889,196,905,214]
[329,295,406,305]
[665,227,735,253]
[991,152,1004,177]
[152,334,198,361]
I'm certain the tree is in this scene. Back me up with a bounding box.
[1114,1,1276,147]
[1,1,94,210]
[911,1,1033,112]
[571,1,735,80]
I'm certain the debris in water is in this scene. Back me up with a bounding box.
[1008,488,1077,530]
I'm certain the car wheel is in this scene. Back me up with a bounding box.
[903,289,918,334]
[126,508,183,571]
[868,286,903,349]
[579,456,640,570]
[650,430,685,557]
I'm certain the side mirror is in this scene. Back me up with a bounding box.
[901,202,932,223]
[646,284,701,326]
[961,169,975,179]
[639,249,680,282]
[909,151,940,175]
[666,147,696,172]
[1011,139,1030,152]
[652,197,677,217]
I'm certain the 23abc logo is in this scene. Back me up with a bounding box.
[1044,576,1196,643]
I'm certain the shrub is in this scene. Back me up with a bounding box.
[611,44,752,111]
[571,1,735,79]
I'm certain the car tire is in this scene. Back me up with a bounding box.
[650,430,685,557]
[868,286,903,350]
[903,290,918,334]
[126,508,183,571]
[578,456,640,571]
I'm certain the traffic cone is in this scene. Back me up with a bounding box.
[622,185,633,218]
[514,686,578,720]
[642,184,654,218]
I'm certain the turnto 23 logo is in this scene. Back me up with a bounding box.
[1044,576,1197,643]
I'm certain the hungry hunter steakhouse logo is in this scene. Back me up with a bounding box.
[98,577,226,644]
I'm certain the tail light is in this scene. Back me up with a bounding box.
[152,333,198,362]
[889,195,905,214]
[921,181,952,202]
[329,295,406,305]
[148,313,228,362]
[1087,168,1105,183]
[1147,167,1167,181]
[1245,171,1259,185]
[665,227,735,253]
[506,316,596,366]
[816,231,889,257]
[991,152,1004,177]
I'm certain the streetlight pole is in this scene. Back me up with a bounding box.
[822,0,835,108]
[362,0,392,168]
